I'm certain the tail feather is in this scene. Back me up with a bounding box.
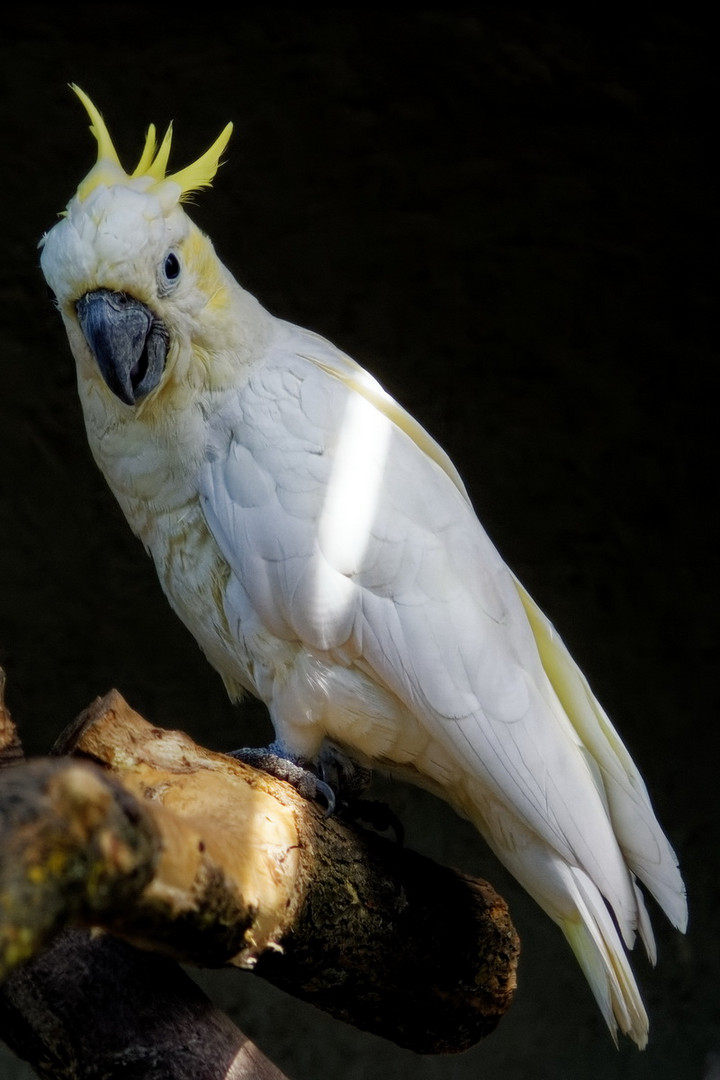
[514,577,688,935]
[562,865,650,1049]
[469,801,661,1049]
[632,875,657,965]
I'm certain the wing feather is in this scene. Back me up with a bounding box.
[199,327,652,937]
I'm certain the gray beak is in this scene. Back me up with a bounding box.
[76,289,168,405]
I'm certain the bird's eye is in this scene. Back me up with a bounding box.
[159,251,181,293]
[164,253,180,280]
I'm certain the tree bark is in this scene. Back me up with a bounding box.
[0,930,290,1080]
[0,676,519,1070]
[0,673,290,1080]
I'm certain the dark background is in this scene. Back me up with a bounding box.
[0,9,716,1079]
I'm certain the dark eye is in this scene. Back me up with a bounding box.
[164,252,180,281]
[158,251,181,295]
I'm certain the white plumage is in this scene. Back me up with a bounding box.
[40,88,687,1048]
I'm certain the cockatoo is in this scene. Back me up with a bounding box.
[40,86,687,1049]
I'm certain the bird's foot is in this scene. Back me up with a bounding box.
[313,742,373,807]
[229,742,402,840]
[312,746,402,840]
[228,743,337,813]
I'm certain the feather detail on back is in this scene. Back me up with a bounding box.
[301,337,471,501]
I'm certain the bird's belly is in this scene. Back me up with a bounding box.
[144,507,262,700]
[143,509,473,803]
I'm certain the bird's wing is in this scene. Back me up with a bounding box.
[512,578,687,933]
[199,325,651,928]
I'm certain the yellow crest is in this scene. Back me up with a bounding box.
[70,85,233,203]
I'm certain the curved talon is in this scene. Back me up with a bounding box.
[315,743,372,804]
[313,778,336,816]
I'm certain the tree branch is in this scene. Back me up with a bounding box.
[0,679,519,1069]
[0,929,290,1080]
[0,673,290,1080]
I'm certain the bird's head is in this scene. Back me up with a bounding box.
[40,86,239,413]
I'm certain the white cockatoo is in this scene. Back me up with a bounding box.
[40,86,687,1048]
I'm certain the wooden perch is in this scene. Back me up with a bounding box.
[1,687,519,1058]
[0,929,291,1080]
[0,672,290,1079]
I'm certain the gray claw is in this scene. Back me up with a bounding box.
[229,744,336,813]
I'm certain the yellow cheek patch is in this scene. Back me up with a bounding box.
[181,228,230,314]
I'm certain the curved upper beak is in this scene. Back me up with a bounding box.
[76,289,168,405]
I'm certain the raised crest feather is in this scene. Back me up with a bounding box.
[70,84,233,204]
